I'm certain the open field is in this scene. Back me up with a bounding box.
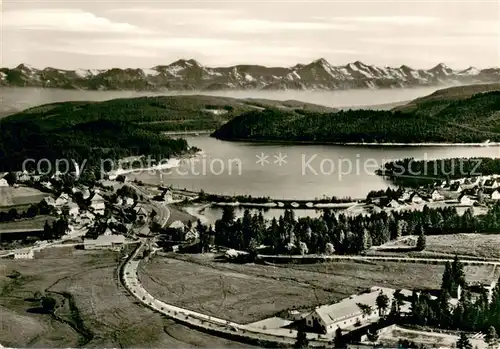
[425,234,500,260]
[0,186,47,207]
[0,215,55,232]
[0,247,258,348]
[139,254,500,324]
[370,234,500,260]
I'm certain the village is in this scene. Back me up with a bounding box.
[0,170,197,259]
[1,169,500,260]
[1,169,500,349]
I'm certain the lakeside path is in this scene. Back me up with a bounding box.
[214,137,500,147]
[120,242,500,347]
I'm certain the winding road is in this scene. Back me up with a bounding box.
[120,240,500,346]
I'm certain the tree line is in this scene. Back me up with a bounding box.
[409,256,500,335]
[0,202,53,223]
[0,117,191,174]
[206,203,499,255]
[212,92,500,144]
[381,157,500,186]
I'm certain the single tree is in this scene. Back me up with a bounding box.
[33,291,43,301]
[416,231,426,251]
[334,327,346,349]
[456,332,472,349]
[441,261,454,294]
[485,326,498,347]
[376,290,390,316]
[294,324,309,349]
[357,303,373,318]
[40,296,57,314]
[392,289,405,317]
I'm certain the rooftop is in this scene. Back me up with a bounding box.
[313,286,412,326]
[90,193,105,202]
[169,220,185,229]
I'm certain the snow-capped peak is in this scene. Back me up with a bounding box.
[430,63,454,75]
[311,58,330,65]
[459,66,480,75]
[169,59,201,68]
[16,63,35,72]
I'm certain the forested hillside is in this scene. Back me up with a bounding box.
[212,91,500,144]
[0,95,335,173]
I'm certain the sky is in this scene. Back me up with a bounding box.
[2,0,499,70]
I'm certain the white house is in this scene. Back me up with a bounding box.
[0,178,9,187]
[83,234,126,250]
[43,196,56,207]
[386,200,401,209]
[123,197,134,206]
[90,193,106,212]
[483,179,499,190]
[67,202,80,217]
[304,287,410,334]
[13,248,34,260]
[400,191,413,202]
[409,192,424,204]
[430,189,445,201]
[16,171,31,182]
[80,188,91,200]
[55,193,70,207]
[449,183,463,193]
[491,190,500,200]
[159,189,173,203]
[134,205,148,222]
[169,220,185,230]
[458,194,474,206]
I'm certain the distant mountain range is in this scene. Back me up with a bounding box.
[1,59,499,91]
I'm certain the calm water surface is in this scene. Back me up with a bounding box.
[4,87,497,199]
[133,136,500,200]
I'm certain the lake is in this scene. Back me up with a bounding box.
[131,135,500,200]
[3,86,498,200]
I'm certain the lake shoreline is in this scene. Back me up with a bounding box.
[213,136,500,147]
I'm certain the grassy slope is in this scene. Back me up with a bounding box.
[140,253,498,324]
[212,84,500,144]
[0,247,258,348]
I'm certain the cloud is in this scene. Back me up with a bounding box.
[109,7,239,15]
[28,41,160,58]
[94,37,237,49]
[360,36,494,47]
[3,9,150,33]
[455,20,500,35]
[221,19,355,33]
[328,16,439,25]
